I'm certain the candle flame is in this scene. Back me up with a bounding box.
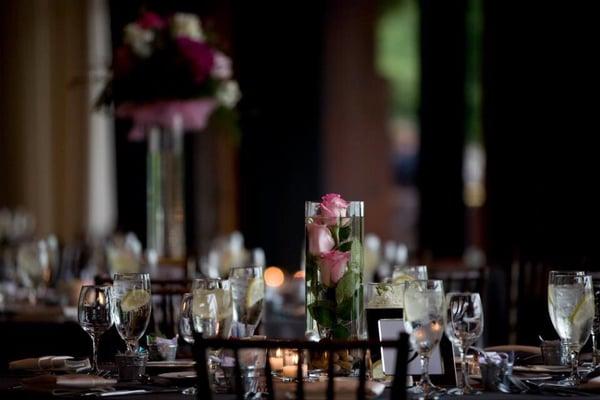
[276,348,282,357]
[292,354,298,364]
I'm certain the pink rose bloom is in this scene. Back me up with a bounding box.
[138,12,166,30]
[175,38,215,84]
[211,51,232,80]
[307,223,335,256]
[319,250,350,287]
[319,193,350,218]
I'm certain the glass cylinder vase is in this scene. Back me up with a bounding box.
[305,200,364,374]
[146,119,186,260]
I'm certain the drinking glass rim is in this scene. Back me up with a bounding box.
[364,281,404,287]
[80,284,111,289]
[193,277,229,283]
[113,272,150,279]
[446,291,481,297]
[405,279,443,284]
[193,277,231,289]
[230,265,263,270]
[548,270,588,276]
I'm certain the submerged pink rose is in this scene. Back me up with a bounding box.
[319,193,350,219]
[319,250,350,287]
[307,223,335,256]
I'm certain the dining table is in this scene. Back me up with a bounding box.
[0,375,597,400]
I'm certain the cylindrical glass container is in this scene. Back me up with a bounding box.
[305,198,363,374]
[146,117,185,260]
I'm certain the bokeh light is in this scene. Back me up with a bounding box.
[264,266,285,287]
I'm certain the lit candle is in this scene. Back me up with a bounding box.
[269,348,284,371]
[282,354,307,378]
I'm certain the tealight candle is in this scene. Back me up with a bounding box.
[269,348,284,371]
[282,363,308,378]
[282,353,307,378]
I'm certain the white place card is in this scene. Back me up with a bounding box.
[378,318,444,375]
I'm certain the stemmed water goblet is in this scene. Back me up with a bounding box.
[179,291,219,395]
[17,240,51,304]
[548,271,594,385]
[445,292,484,395]
[112,273,152,353]
[229,266,264,337]
[403,279,446,397]
[78,285,113,373]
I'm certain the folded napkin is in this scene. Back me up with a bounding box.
[274,378,385,400]
[22,374,117,388]
[9,356,91,372]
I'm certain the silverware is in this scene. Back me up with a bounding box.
[82,388,180,397]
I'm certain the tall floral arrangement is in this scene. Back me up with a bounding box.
[97,11,240,139]
[305,194,364,342]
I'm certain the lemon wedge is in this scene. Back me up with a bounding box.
[246,277,265,308]
[392,273,416,284]
[121,289,150,312]
[569,294,594,324]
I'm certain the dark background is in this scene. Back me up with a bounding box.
[109,1,599,345]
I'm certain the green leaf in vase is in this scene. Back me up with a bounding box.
[336,271,357,304]
[339,225,351,242]
[349,240,363,273]
[308,301,335,329]
[338,241,352,252]
[332,325,350,339]
[337,296,354,321]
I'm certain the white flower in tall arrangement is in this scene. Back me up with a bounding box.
[217,81,241,109]
[124,23,154,58]
[171,13,205,41]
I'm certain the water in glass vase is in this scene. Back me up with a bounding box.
[305,196,364,376]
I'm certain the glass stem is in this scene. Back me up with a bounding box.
[459,345,471,392]
[127,340,138,354]
[570,349,579,382]
[419,355,432,388]
[91,334,100,373]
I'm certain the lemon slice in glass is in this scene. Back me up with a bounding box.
[569,293,594,324]
[121,289,150,312]
[246,278,264,308]
[392,273,416,284]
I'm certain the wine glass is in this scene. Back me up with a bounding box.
[403,279,446,397]
[445,292,484,395]
[548,271,594,385]
[17,240,50,304]
[112,273,152,353]
[178,292,218,396]
[78,285,113,373]
[229,266,264,337]
[192,278,233,339]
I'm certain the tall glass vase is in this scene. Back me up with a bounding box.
[146,119,186,260]
[305,200,364,375]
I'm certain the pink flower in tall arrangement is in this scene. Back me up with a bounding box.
[319,250,351,287]
[97,11,240,139]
